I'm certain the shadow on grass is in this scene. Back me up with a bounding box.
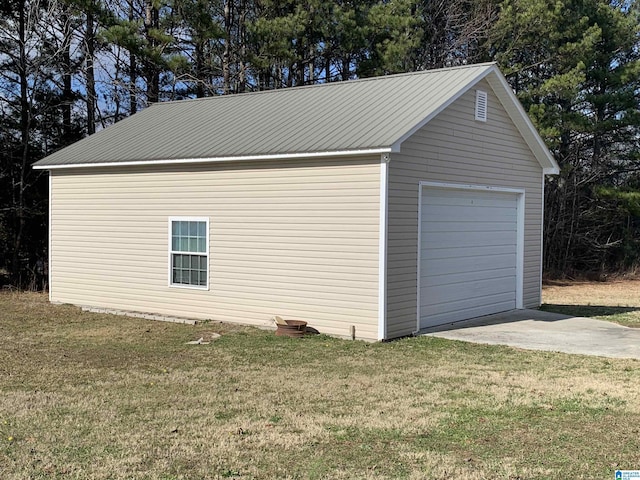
[541,304,640,318]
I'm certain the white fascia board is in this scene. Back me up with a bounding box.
[390,64,495,152]
[32,148,393,170]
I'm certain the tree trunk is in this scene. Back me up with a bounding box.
[144,0,159,103]
[14,0,29,285]
[194,41,205,98]
[341,57,349,81]
[222,0,232,93]
[237,0,246,93]
[86,7,96,134]
[129,0,137,114]
[61,10,73,142]
[325,54,330,82]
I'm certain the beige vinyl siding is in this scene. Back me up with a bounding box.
[386,79,544,338]
[50,157,381,340]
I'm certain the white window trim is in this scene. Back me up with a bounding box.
[168,216,210,291]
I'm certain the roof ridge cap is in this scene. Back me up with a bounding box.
[151,62,498,107]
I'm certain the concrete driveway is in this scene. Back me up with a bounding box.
[422,309,640,360]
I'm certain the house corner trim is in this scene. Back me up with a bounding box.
[48,172,52,301]
[378,154,389,341]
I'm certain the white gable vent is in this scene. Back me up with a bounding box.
[475,90,488,122]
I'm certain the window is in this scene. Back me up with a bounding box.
[169,217,209,289]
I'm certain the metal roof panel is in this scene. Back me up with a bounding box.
[33,63,557,173]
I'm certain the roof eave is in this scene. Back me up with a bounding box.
[32,147,393,170]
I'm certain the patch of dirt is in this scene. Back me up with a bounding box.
[542,279,640,307]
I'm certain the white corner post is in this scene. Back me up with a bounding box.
[516,190,525,309]
[378,153,389,341]
[539,175,545,306]
[48,172,52,301]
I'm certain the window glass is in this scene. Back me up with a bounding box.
[170,219,208,288]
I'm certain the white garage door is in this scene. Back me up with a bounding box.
[419,185,521,329]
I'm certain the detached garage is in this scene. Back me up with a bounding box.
[33,62,558,341]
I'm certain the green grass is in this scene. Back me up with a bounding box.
[1,292,640,479]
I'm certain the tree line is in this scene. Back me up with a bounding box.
[1,0,639,288]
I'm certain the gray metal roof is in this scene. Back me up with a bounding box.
[33,63,558,173]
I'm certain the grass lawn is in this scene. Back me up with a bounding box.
[542,279,640,327]
[1,292,639,479]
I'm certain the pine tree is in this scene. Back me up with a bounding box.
[0,0,64,287]
[487,0,640,273]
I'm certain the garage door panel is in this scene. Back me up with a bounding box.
[422,199,518,212]
[419,186,521,329]
[422,206,517,223]
[420,221,518,234]
[421,296,517,326]
[420,253,516,276]
[420,267,516,288]
[421,231,517,250]
[421,244,516,261]
[420,275,515,306]
[424,190,516,207]
[421,291,516,317]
